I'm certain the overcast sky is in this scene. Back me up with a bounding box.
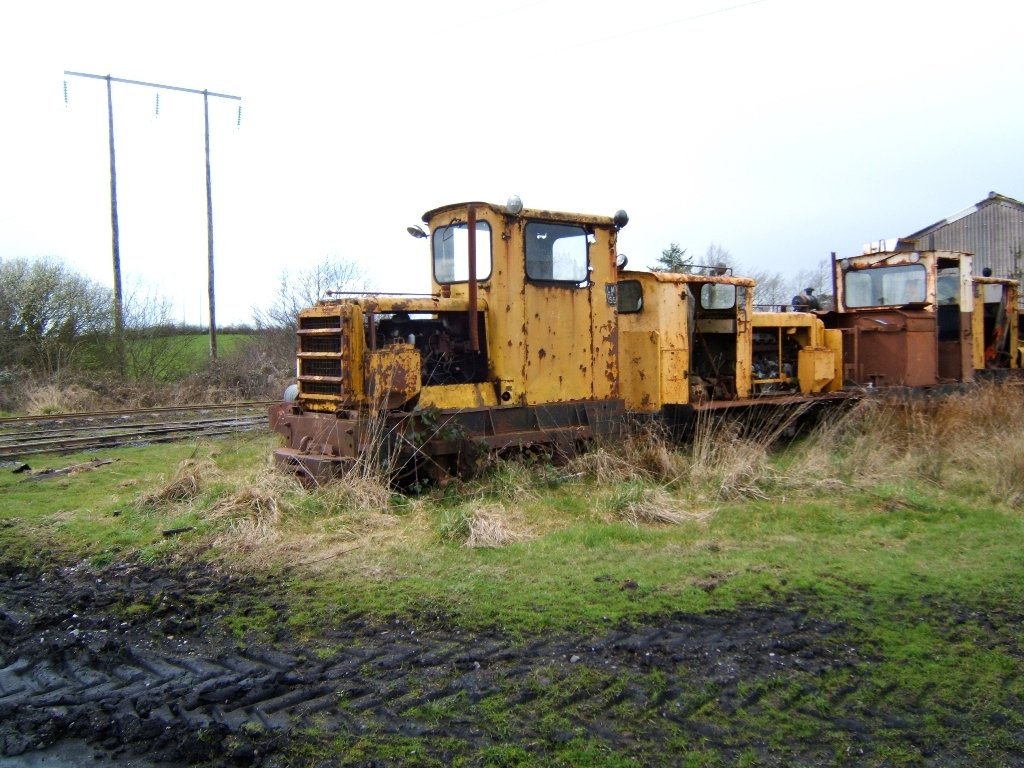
[2,0,1022,325]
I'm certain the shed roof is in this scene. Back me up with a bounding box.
[904,191,1024,240]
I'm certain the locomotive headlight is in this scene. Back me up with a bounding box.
[506,194,524,215]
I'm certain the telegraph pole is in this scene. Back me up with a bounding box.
[64,71,241,360]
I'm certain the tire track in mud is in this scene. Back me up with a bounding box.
[2,561,1021,766]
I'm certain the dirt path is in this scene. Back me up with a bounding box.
[1,560,1020,766]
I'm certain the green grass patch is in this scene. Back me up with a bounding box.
[2,385,1024,765]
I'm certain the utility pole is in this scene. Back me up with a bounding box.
[64,71,241,360]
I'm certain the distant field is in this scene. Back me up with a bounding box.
[123,331,256,380]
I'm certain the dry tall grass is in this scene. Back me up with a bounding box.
[567,412,791,503]
[25,383,100,415]
[463,503,532,548]
[137,458,220,507]
[786,382,1024,504]
[608,484,714,528]
[569,422,686,485]
[207,473,296,550]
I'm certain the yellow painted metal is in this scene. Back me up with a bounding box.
[424,202,621,409]
[618,270,755,409]
[418,383,499,409]
[620,330,664,412]
[735,284,753,400]
[824,329,844,391]
[353,296,486,315]
[366,344,421,410]
[296,302,365,413]
[797,348,837,393]
[750,311,840,394]
[618,273,692,410]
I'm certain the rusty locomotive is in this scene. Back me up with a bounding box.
[269,199,1021,485]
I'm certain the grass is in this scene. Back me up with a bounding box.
[2,386,1022,625]
[136,332,253,380]
[1,381,1023,765]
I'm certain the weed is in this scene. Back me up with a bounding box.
[464,503,532,548]
[136,457,219,507]
[607,482,712,527]
[25,382,99,414]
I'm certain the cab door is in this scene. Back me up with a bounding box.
[520,219,615,404]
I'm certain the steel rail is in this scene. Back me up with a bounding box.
[0,401,275,426]
[0,409,272,460]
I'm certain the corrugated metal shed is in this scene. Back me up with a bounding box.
[903,191,1024,279]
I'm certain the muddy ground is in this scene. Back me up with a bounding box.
[1,560,1021,767]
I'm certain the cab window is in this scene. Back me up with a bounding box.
[433,220,492,283]
[700,283,736,310]
[525,222,589,283]
[617,280,643,313]
[845,263,927,307]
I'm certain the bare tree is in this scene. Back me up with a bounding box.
[251,257,369,382]
[254,257,369,332]
[790,259,834,310]
[121,285,194,381]
[703,242,734,271]
[745,268,790,310]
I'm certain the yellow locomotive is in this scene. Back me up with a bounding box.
[269,199,1019,485]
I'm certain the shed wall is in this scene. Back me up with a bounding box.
[909,200,1024,278]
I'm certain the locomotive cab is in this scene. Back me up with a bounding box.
[828,249,1020,387]
[271,200,629,484]
[616,267,755,411]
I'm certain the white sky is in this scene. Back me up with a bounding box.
[1,0,1022,325]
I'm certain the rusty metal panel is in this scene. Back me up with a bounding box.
[660,349,689,406]
[420,202,622,411]
[734,285,753,400]
[618,272,693,410]
[831,311,937,387]
[366,344,421,410]
[524,284,592,403]
[271,410,361,461]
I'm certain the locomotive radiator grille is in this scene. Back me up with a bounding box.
[296,309,350,403]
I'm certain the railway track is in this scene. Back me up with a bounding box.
[0,402,274,460]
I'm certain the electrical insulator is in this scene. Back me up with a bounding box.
[63,80,68,105]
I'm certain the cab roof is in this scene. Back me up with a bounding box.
[421,201,619,228]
